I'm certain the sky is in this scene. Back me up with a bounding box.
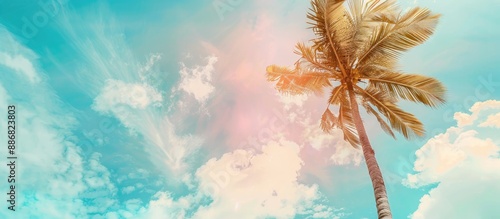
[0,0,499,218]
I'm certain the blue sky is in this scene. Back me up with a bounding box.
[0,0,500,218]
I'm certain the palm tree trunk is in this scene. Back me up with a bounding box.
[347,83,393,219]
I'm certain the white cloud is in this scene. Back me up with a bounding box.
[454,100,500,127]
[135,192,192,219]
[177,56,217,105]
[406,100,500,219]
[130,139,338,219]
[479,112,500,128]
[0,52,40,84]
[93,79,162,112]
[0,28,41,84]
[329,143,363,166]
[192,139,335,219]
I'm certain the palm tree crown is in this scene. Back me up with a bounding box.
[265,0,445,218]
[267,0,445,147]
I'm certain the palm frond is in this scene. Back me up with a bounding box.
[266,65,332,95]
[363,72,446,107]
[307,0,352,71]
[361,100,396,139]
[321,108,338,133]
[347,0,398,67]
[364,0,398,16]
[338,93,361,148]
[347,0,398,38]
[328,84,345,105]
[356,7,440,67]
[294,42,340,75]
[356,85,424,139]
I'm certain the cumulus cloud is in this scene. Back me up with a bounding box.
[130,139,339,219]
[479,112,500,128]
[454,100,500,127]
[192,139,335,218]
[134,192,193,219]
[406,100,500,219]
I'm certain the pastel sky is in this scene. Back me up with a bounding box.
[0,0,499,218]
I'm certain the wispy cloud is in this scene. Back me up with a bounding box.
[0,26,117,218]
[53,5,205,174]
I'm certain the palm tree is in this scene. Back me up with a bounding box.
[265,0,445,218]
